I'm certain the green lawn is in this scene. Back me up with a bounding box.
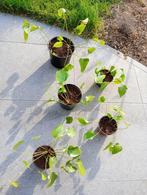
[0,0,120,37]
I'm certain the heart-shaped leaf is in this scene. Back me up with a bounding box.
[79,58,89,72]
[56,69,68,84]
[84,130,96,140]
[118,85,128,97]
[67,146,81,157]
[88,47,96,54]
[51,124,64,139]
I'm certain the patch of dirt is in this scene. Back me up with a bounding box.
[100,0,147,65]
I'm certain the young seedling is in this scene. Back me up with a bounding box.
[95,65,128,97]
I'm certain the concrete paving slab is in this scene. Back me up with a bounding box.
[0,13,147,195]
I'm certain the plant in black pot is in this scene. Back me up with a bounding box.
[98,106,126,136]
[95,64,128,97]
[11,120,85,188]
[55,64,82,110]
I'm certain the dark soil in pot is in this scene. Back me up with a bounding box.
[98,116,117,135]
[33,145,56,169]
[48,37,74,68]
[97,69,113,87]
[58,84,82,110]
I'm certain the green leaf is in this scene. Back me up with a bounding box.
[10,181,19,188]
[104,142,113,150]
[47,172,58,188]
[110,66,117,77]
[77,118,89,125]
[118,85,128,97]
[53,41,63,48]
[56,69,68,84]
[104,142,123,155]
[57,36,63,42]
[62,161,77,173]
[88,47,96,54]
[13,140,25,151]
[81,96,95,105]
[98,96,106,103]
[92,35,99,42]
[95,75,105,84]
[98,39,105,46]
[24,31,28,41]
[74,18,88,35]
[76,159,86,176]
[22,160,30,169]
[109,143,123,154]
[30,25,39,32]
[51,124,64,139]
[66,116,73,124]
[84,130,96,140]
[67,146,81,157]
[39,172,47,181]
[49,157,57,170]
[63,64,74,71]
[67,127,76,137]
[79,58,89,72]
[107,113,112,119]
[31,135,41,141]
[58,8,66,18]
[114,78,122,84]
[100,82,109,90]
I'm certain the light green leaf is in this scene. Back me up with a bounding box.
[118,85,128,97]
[31,135,41,141]
[30,25,39,32]
[47,172,58,188]
[22,160,30,169]
[10,181,20,188]
[57,36,63,42]
[74,23,86,35]
[100,82,109,90]
[104,142,113,150]
[110,66,117,77]
[67,146,81,157]
[53,41,63,48]
[92,35,99,42]
[81,96,95,105]
[88,47,96,54]
[56,69,68,84]
[98,39,105,46]
[95,75,106,84]
[39,172,47,181]
[62,161,77,173]
[109,143,123,154]
[84,130,96,140]
[58,8,66,18]
[51,124,64,139]
[76,159,86,176]
[79,58,89,72]
[66,116,73,124]
[114,78,122,84]
[67,127,76,137]
[63,64,74,72]
[98,96,106,103]
[49,157,57,170]
[107,113,112,119]
[13,140,25,151]
[77,118,89,125]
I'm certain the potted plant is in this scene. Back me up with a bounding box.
[95,64,128,97]
[11,120,85,188]
[98,106,125,135]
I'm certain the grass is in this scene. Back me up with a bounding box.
[0,0,120,37]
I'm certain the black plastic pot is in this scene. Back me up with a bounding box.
[58,84,82,110]
[98,116,117,135]
[96,69,114,87]
[33,145,56,169]
[48,37,75,69]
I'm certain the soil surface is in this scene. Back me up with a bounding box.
[100,0,147,65]
[33,145,56,169]
[99,116,117,135]
[101,69,114,83]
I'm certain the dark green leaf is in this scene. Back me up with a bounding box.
[66,116,73,124]
[118,85,128,97]
[79,58,89,72]
[47,172,58,188]
[84,130,96,140]
[67,146,81,157]
[109,143,123,154]
[98,96,106,103]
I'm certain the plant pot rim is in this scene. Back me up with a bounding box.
[48,36,75,59]
[58,83,82,106]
